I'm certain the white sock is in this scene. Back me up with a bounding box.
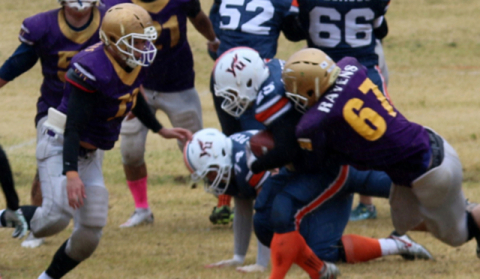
[38,271,53,279]
[256,240,270,267]
[378,238,400,256]
[0,209,5,228]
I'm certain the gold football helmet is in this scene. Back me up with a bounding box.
[100,3,157,68]
[282,48,340,113]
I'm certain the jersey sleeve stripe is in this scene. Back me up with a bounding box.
[293,165,349,231]
[18,35,34,45]
[247,170,270,189]
[65,75,96,93]
[74,63,97,81]
[255,97,291,125]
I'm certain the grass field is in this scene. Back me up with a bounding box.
[1,0,480,278]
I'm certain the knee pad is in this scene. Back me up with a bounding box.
[30,208,71,238]
[78,186,109,228]
[171,110,203,150]
[66,225,103,262]
[120,119,147,166]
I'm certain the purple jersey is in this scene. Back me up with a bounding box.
[296,57,430,186]
[19,7,104,124]
[104,0,195,92]
[58,43,147,150]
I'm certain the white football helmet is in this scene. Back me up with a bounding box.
[213,47,269,118]
[183,128,233,196]
[58,0,99,11]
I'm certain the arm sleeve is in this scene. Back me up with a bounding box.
[0,146,19,210]
[184,0,202,18]
[63,72,96,174]
[0,43,38,82]
[131,93,163,133]
[250,110,302,173]
[281,14,306,42]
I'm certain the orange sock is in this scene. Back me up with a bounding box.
[217,194,231,207]
[341,234,382,263]
[269,231,324,279]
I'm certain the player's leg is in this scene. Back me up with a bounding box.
[38,151,108,278]
[269,168,346,279]
[120,115,152,228]
[22,116,47,248]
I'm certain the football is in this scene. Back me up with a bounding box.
[249,130,275,157]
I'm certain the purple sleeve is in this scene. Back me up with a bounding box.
[18,14,49,45]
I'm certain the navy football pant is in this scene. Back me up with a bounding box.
[254,165,391,262]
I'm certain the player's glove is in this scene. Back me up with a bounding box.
[205,257,244,268]
[245,142,258,170]
[4,208,28,238]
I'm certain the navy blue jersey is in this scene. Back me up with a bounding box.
[213,0,298,59]
[297,0,389,67]
[225,131,271,199]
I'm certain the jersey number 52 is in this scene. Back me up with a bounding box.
[220,0,274,35]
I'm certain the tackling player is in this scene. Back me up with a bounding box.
[0,4,191,278]
[294,0,392,220]
[0,0,105,248]
[102,0,217,228]
[285,48,480,261]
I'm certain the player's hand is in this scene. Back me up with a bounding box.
[66,172,86,209]
[245,142,258,170]
[158,128,193,144]
[205,258,243,268]
[207,38,220,53]
[236,264,267,273]
[4,208,28,238]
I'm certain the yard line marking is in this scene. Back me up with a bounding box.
[6,138,36,151]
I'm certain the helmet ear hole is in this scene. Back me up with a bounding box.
[307,90,314,97]
[222,149,226,156]
[247,79,252,88]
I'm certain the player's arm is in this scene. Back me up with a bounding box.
[0,145,19,211]
[0,42,39,89]
[185,0,219,51]
[250,109,303,174]
[374,17,388,40]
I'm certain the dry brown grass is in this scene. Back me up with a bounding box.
[1,0,480,278]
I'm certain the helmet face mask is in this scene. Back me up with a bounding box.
[58,0,99,11]
[283,48,340,114]
[213,47,269,118]
[184,129,233,196]
[100,4,158,68]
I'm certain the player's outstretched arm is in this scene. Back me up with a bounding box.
[186,0,219,52]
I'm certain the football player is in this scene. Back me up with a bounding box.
[184,128,433,277]
[206,0,306,224]
[0,4,191,278]
[184,128,272,273]
[102,0,217,228]
[285,48,480,261]
[294,0,391,221]
[0,0,105,248]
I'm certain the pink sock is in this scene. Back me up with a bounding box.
[127,177,149,209]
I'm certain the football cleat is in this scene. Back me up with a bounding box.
[236,264,266,273]
[21,232,45,248]
[349,203,377,221]
[119,208,154,228]
[389,232,434,260]
[209,205,234,225]
[319,262,340,279]
[465,199,480,258]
